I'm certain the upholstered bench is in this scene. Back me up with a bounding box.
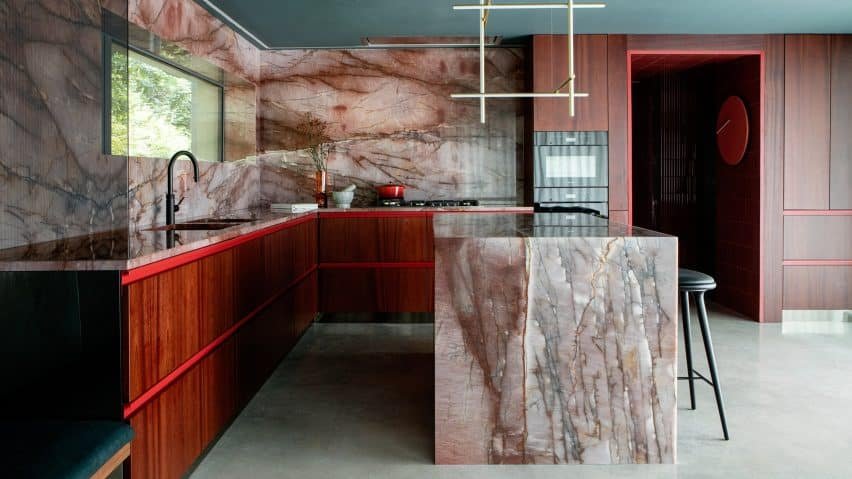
[1,420,133,479]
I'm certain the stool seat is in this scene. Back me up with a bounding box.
[1,420,134,479]
[679,268,717,291]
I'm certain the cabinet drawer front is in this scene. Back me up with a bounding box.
[320,216,433,262]
[534,187,608,203]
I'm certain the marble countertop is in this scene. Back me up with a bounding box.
[0,206,531,271]
[433,212,669,238]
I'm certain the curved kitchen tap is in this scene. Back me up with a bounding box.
[166,150,200,226]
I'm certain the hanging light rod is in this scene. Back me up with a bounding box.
[451,92,590,98]
[453,2,606,10]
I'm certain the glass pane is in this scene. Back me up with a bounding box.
[111,47,222,161]
[110,41,129,156]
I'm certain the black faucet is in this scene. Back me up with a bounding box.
[166,150,200,226]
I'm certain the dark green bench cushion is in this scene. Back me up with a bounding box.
[1,420,133,479]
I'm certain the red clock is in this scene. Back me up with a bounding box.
[716,96,749,165]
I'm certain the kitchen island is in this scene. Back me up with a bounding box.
[433,212,678,464]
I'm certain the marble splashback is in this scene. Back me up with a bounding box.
[258,48,526,207]
[128,0,259,82]
[0,0,129,250]
[124,0,262,229]
[128,156,261,229]
[435,224,678,464]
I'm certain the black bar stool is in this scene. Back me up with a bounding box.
[679,268,730,440]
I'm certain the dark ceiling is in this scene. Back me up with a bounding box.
[198,0,852,49]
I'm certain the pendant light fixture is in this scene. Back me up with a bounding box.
[451,0,606,123]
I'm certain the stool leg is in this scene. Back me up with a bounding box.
[695,292,730,440]
[680,291,696,410]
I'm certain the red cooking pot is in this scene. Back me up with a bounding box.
[376,184,405,199]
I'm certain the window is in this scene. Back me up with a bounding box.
[109,43,223,162]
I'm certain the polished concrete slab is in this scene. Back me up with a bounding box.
[191,308,852,478]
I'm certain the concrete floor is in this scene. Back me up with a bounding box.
[192,308,852,479]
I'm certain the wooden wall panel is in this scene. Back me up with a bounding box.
[763,35,786,323]
[784,35,831,210]
[626,35,765,51]
[607,35,629,214]
[714,56,763,321]
[784,215,852,260]
[129,367,203,479]
[126,263,201,400]
[533,35,609,131]
[830,35,852,209]
[783,266,852,309]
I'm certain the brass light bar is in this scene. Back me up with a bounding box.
[453,2,606,10]
[451,1,605,123]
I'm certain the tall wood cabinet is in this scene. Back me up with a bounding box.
[532,34,609,131]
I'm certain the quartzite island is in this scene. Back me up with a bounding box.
[433,212,678,465]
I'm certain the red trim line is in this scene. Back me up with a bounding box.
[628,49,763,56]
[121,215,315,285]
[319,211,432,219]
[317,209,529,219]
[319,261,434,269]
[783,210,852,216]
[627,48,767,322]
[122,265,317,419]
[783,260,852,266]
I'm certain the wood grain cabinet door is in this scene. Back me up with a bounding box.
[533,34,609,131]
[125,262,202,401]
[830,34,852,210]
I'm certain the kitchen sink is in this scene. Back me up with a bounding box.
[147,222,234,231]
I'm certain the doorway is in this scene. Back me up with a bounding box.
[628,52,763,320]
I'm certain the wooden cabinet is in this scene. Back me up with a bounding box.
[784,35,832,210]
[318,214,434,313]
[319,267,433,313]
[124,217,318,479]
[532,34,609,131]
[319,215,433,263]
[830,35,852,210]
[125,262,202,401]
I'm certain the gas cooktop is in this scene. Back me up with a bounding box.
[377,199,480,207]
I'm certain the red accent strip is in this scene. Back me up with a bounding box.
[317,209,530,219]
[121,215,315,285]
[783,260,852,266]
[628,49,764,56]
[319,211,432,219]
[319,261,434,269]
[783,210,852,216]
[122,265,317,419]
[627,48,768,322]
[626,52,633,225]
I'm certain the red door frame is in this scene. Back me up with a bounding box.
[626,49,765,321]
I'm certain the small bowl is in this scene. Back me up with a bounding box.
[332,191,355,208]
